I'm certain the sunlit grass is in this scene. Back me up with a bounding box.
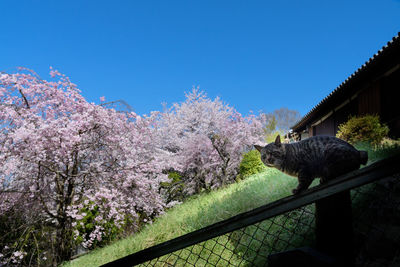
[354,140,400,164]
[62,169,298,267]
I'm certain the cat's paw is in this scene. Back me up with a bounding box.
[292,188,300,195]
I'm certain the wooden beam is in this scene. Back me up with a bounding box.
[316,191,354,267]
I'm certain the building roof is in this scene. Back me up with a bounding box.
[292,32,400,132]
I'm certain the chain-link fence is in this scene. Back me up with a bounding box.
[142,204,316,267]
[103,155,400,267]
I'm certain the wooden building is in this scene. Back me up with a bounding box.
[291,32,400,140]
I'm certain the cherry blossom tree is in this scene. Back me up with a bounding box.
[152,89,266,195]
[0,68,168,264]
[0,69,266,265]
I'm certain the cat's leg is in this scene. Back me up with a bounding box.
[292,173,313,195]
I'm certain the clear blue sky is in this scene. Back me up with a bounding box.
[1,0,400,116]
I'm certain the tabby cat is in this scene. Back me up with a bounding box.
[254,135,368,195]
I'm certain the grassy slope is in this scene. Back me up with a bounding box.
[63,169,301,267]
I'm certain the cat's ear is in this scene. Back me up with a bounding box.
[274,135,281,145]
[254,145,263,152]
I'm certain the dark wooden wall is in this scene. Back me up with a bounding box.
[309,67,400,138]
[311,102,357,137]
[381,68,400,138]
[314,116,335,136]
[358,82,381,116]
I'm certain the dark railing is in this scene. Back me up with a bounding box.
[102,154,400,267]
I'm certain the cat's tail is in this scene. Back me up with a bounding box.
[359,150,368,165]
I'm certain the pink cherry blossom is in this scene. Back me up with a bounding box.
[0,69,266,264]
[151,88,266,195]
[0,67,169,261]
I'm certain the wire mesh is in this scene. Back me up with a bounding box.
[140,205,315,267]
[138,172,400,267]
[352,173,400,267]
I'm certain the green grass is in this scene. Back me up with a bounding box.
[63,143,400,267]
[354,140,400,164]
[63,169,301,267]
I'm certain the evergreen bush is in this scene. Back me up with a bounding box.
[238,150,266,180]
[336,115,389,146]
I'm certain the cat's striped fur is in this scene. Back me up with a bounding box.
[255,135,368,195]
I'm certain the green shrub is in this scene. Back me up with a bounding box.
[336,115,389,146]
[238,150,266,180]
[73,201,126,249]
[160,171,185,202]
